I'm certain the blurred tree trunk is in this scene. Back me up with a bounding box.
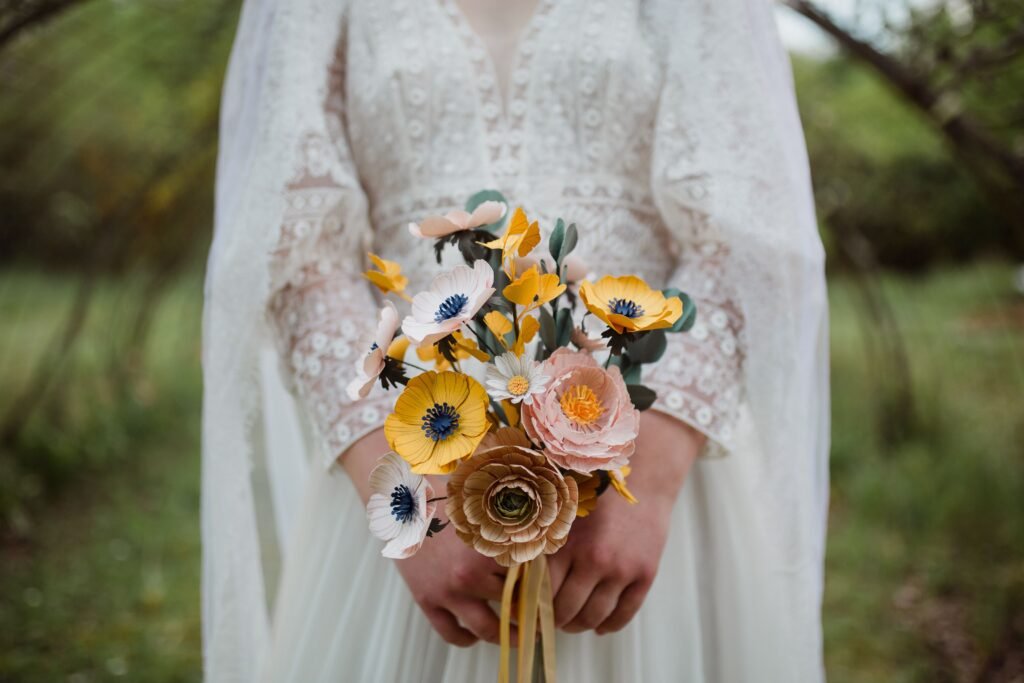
[0,0,89,49]
[782,0,1024,252]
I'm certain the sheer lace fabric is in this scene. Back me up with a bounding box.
[267,0,743,466]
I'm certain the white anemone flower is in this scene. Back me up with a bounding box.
[485,352,550,405]
[346,302,401,400]
[366,453,436,559]
[401,260,495,346]
[408,200,507,239]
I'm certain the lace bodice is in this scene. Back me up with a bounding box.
[268,0,743,465]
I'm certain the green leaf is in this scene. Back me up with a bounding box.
[538,307,557,352]
[624,330,667,364]
[548,219,566,264]
[558,222,578,263]
[465,189,507,213]
[621,361,642,385]
[626,384,658,411]
[663,288,698,333]
[555,307,574,348]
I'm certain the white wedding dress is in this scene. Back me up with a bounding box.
[201,0,831,681]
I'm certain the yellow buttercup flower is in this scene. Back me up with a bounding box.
[415,330,489,370]
[384,371,490,474]
[479,207,540,277]
[579,275,683,334]
[364,253,411,300]
[503,265,566,312]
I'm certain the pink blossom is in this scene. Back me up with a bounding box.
[408,201,507,238]
[521,348,639,473]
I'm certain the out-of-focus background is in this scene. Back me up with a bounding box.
[0,0,1021,680]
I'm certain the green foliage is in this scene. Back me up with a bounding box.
[793,55,1017,269]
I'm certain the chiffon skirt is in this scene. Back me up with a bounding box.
[259,425,811,683]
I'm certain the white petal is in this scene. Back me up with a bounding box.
[367,494,402,541]
[467,201,507,228]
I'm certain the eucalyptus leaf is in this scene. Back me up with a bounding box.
[555,307,574,348]
[625,330,667,364]
[538,306,557,351]
[621,361,642,385]
[549,219,566,263]
[626,384,658,411]
[558,222,578,263]
[465,189,507,213]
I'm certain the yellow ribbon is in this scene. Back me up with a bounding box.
[498,556,557,683]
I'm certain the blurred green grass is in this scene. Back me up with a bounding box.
[0,263,1022,681]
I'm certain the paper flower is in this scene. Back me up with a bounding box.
[384,371,490,474]
[346,302,401,400]
[446,428,578,567]
[579,275,683,334]
[609,466,638,504]
[408,201,507,238]
[485,352,550,405]
[503,265,566,313]
[570,326,605,353]
[367,453,436,558]
[521,348,640,473]
[363,253,410,299]
[401,260,495,346]
[415,330,489,371]
[479,207,541,277]
[569,471,600,518]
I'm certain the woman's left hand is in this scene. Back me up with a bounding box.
[546,411,705,635]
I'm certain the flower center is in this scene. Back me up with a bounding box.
[608,298,644,318]
[434,293,469,323]
[390,484,416,523]
[560,384,604,426]
[493,487,534,521]
[421,402,460,441]
[506,375,530,396]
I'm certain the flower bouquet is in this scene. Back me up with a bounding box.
[349,191,696,682]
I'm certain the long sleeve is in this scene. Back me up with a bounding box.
[266,41,390,468]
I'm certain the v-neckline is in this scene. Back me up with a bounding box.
[436,0,551,119]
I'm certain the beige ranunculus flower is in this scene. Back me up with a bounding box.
[446,429,579,567]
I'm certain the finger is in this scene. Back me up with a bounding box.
[452,599,503,645]
[596,580,651,635]
[546,554,571,598]
[427,607,477,647]
[553,567,599,629]
[456,570,507,602]
[565,580,621,633]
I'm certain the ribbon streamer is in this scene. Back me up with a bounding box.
[498,556,557,683]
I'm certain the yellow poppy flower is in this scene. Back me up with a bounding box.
[511,315,539,356]
[609,467,638,504]
[386,336,410,361]
[479,207,541,277]
[364,253,411,300]
[503,265,566,312]
[384,371,490,474]
[579,275,683,334]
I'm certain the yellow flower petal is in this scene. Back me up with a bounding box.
[512,315,540,356]
[503,266,540,306]
[364,253,409,296]
[386,337,410,360]
[483,311,514,339]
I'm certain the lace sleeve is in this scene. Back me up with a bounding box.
[266,44,390,469]
[645,212,744,458]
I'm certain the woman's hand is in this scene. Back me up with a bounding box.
[546,411,704,634]
[340,428,509,647]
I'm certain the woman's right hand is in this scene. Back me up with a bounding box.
[340,427,509,647]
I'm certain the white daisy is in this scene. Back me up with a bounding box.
[484,352,550,405]
[408,200,507,239]
[346,302,401,400]
[366,453,436,559]
[401,260,495,346]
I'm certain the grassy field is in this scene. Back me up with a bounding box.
[0,263,1021,682]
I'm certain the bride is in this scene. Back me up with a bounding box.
[202,0,830,680]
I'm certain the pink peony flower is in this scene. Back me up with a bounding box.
[521,348,640,473]
[408,201,507,239]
